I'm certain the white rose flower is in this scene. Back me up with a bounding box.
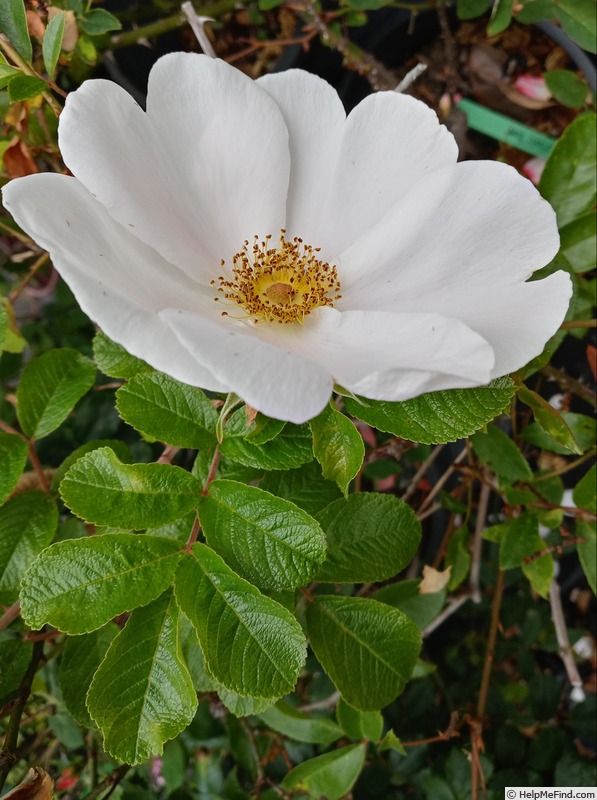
[2,53,571,423]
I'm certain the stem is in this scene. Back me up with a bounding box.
[110,0,236,49]
[476,569,505,721]
[422,593,471,638]
[540,364,596,408]
[470,482,491,604]
[549,577,585,700]
[9,253,50,303]
[559,319,597,330]
[0,601,20,632]
[401,443,444,502]
[0,639,45,792]
[417,446,467,513]
[27,441,51,494]
[0,36,62,116]
[202,446,221,494]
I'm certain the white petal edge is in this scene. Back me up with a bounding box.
[338,160,560,299]
[257,69,346,260]
[2,174,229,392]
[259,306,495,401]
[335,160,568,377]
[159,309,333,423]
[300,90,458,256]
[58,54,290,281]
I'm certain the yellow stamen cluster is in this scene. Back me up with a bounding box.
[212,232,341,325]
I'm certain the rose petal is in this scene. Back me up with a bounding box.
[2,173,228,391]
[159,309,333,423]
[338,160,567,376]
[58,53,290,281]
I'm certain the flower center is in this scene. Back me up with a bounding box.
[212,232,341,324]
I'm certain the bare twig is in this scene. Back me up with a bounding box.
[402,444,445,502]
[417,446,467,513]
[422,593,471,638]
[181,1,217,58]
[0,601,20,632]
[470,482,491,604]
[476,569,505,720]
[549,577,585,702]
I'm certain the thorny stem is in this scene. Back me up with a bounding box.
[470,482,491,604]
[400,711,461,747]
[476,569,505,721]
[0,639,45,792]
[110,0,237,49]
[549,577,585,700]
[540,364,596,408]
[298,1,398,91]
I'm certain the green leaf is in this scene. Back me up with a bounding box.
[93,332,151,379]
[315,494,420,583]
[221,409,313,470]
[522,551,553,598]
[556,0,596,53]
[379,729,407,755]
[20,533,182,633]
[257,700,343,745]
[310,403,364,495]
[540,113,596,226]
[246,413,286,444]
[16,348,96,439]
[260,460,342,516]
[0,62,21,91]
[306,596,421,710]
[344,378,515,444]
[487,0,514,35]
[218,687,274,716]
[521,411,594,455]
[75,33,97,64]
[457,0,492,19]
[0,0,32,62]
[544,70,588,108]
[0,431,28,505]
[60,447,201,529]
[116,372,217,449]
[200,480,326,590]
[573,464,596,513]
[42,10,65,78]
[0,492,58,605]
[7,74,47,102]
[499,512,543,570]
[175,543,306,699]
[79,7,122,35]
[281,743,366,800]
[0,638,32,702]
[51,438,132,494]
[337,697,383,741]
[87,592,196,764]
[577,520,596,594]
[558,212,596,273]
[518,386,582,454]
[445,526,472,590]
[179,616,217,692]
[374,579,446,629]
[58,624,118,726]
[471,424,533,481]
